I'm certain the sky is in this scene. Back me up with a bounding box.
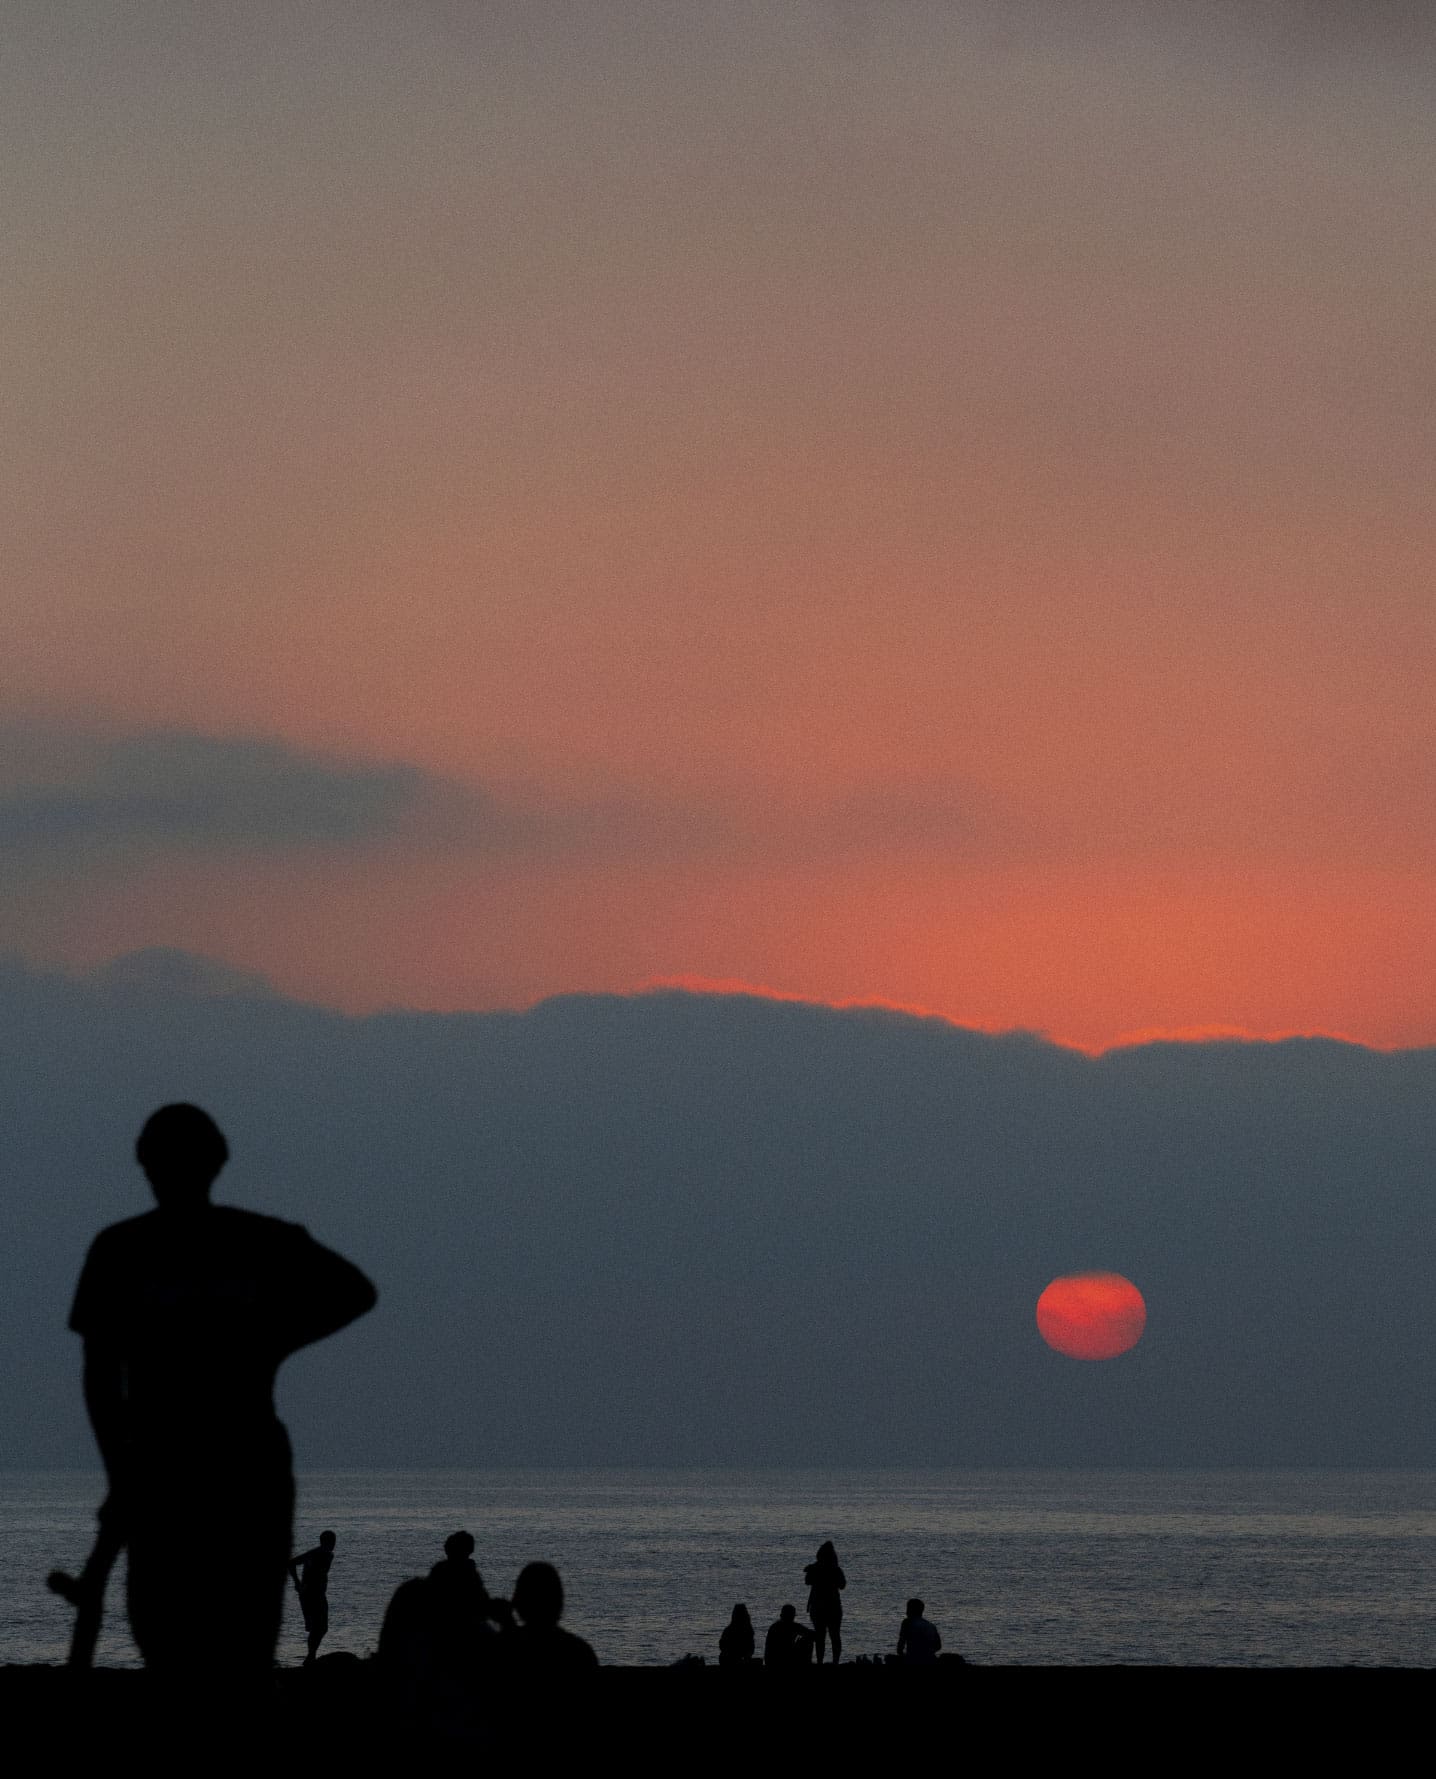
[4,1,1435,1050]
[7,958,1436,1467]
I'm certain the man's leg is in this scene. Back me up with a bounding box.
[305,1599,327,1664]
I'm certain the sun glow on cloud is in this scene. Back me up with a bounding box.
[637,977,1374,1058]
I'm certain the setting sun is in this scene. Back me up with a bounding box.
[1036,1272,1147,1361]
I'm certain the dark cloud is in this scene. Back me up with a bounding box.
[0,724,705,872]
[0,726,434,853]
[4,955,1433,1468]
[0,723,1022,884]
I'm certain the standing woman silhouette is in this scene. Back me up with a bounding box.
[803,1540,846,1664]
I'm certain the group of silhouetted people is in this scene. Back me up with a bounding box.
[719,1543,946,1669]
[57,1103,955,1692]
[374,1531,596,1708]
[375,1529,594,1679]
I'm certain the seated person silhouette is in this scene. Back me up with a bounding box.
[897,1597,942,1665]
[69,1103,377,1678]
[509,1562,598,1670]
[428,1529,512,1647]
[378,1532,512,1707]
[764,1603,814,1669]
[289,1530,337,1665]
[718,1602,755,1665]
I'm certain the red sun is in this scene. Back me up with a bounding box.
[1036,1272,1147,1360]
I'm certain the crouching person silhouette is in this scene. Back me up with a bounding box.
[69,1104,377,1680]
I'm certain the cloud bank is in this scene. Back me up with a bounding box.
[4,954,1432,1469]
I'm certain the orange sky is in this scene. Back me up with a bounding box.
[2,4,1434,1051]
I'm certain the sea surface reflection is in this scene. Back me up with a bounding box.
[4,1468,1433,1668]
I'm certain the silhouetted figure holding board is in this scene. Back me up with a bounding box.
[804,1540,846,1664]
[718,1602,755,1665]
[290,1530,338,1664]
[763,1603,814,1668]
[68,1103,376,1677]
[897,1597,942,1664]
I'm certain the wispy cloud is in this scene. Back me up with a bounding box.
[0,726,430,853]
[0,722,1024,876]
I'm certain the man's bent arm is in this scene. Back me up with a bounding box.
[284,1239,378,1352]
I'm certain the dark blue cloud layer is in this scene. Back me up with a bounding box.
[3,954,1431,1467]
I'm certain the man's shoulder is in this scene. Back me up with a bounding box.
[71,1213,159,1331]
[209,1204,309,1235]
[208,1205,318,1255]
[86,1210,161,1248]
[552,1627,599,1667]
[77,1212,162,1280]
[86,1206,311,1244]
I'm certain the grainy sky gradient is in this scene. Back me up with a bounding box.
[4,2,1434,1048]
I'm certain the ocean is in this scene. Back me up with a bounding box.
[3,1469,1434,1669]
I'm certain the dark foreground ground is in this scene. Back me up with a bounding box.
[4,1659,1427,1772]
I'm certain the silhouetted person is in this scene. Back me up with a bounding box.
[377,1576,436,1710]
[510,1562,598,1670]
[289,1530,338,1665]
[428,1528,489,1603]
[378,1532,513,1712]
[803,1540,846,1664]
[897,1597,942,1664]
[429,1529,512,1646]
[719,1602,755,1666]
[69,1103,376,1678]
[763,1603,814,1669]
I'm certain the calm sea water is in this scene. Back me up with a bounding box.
[3,1469,1434,1668]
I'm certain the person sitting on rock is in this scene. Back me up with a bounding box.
[897,1597,942,1665]
[763,1603,814,1669]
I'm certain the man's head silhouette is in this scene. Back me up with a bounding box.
[779,1603,796,1623]
[513,1561,563,1629]
[907,1598,924,1618]
[135,1103,229,1208]
[444,1530,476,1561]
[320,1531,337,1551]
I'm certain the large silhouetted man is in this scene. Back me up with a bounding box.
[69,1103,376,1677]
